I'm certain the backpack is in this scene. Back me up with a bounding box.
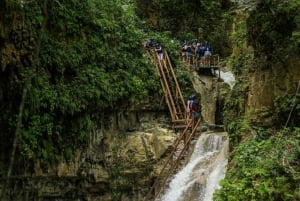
[197,46,203,53]
[190,101,197,112]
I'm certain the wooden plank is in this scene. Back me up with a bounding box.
[173,124,191,128]
[172,119,187,123]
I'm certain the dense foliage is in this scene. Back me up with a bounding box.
[275,92,300,127]
[1,0,299,200]
[214,127,300,201]
[136,0,233,56]
[247,0,300,60]
[0,0,161,170]
[215,1,300,200]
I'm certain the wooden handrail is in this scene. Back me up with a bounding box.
[156,54,178,120]
[150,50,185,121]
[144,118,201,201]
[149,51,175,120]
[143,119,195,201]
[164,49,186,115]
[184,54,220,69]
[144,47,202,201]
[154,118,202,201]
[161,52,180,119]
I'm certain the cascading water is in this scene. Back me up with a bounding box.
[158,131,228,201]
[219,71,235,90]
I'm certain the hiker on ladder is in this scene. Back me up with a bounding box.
[186,95,194,120]
[187,95,200,125]
[155,43,163,61]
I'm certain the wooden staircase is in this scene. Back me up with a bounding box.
[143,48,202,201]
[145,49,188,129]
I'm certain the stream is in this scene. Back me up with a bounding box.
[158,131,229,201]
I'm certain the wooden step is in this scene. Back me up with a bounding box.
[172,119,187,123]
[173,124,191,129]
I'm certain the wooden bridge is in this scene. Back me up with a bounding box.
[143,49,204,201]
[184,54,221,77]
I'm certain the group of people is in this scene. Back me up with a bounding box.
[144,38,164,61]
[181,39,212,65]
[144,38,212,64]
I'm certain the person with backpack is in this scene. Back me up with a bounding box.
[204,43,212,66]
[187,94,201,127]
[186,95,200,119]
[155,43,163,61]
[191,100,200,119]
[183,42,192,64]
[190,95,200,119]
[204,46,212,57]
[186,95,194,119]
[195,42,203,65]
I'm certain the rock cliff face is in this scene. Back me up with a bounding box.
[192,71,226,125]
[2,110,178,201]
[229,6,300,128]
[247,54,300,126]
[76,111,177,201]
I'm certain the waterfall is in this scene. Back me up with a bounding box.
[158,131,228,201]
[219,71,235,90]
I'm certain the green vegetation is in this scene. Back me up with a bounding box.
[136,0,233,56]
[1,0,198,175]
[275,92,300,127]
[222,79,249,147]
[1,0,300,200]
[247,0,300,60]
[215,1,300,200]
[214,127,300,201]
[1,0,162,169]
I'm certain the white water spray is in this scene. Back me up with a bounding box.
[219,71,235,90]
[159,132,228,201]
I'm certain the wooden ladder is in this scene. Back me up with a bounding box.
[143,118,201,201]
[146,49,187,129]
[143,48,202,201]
